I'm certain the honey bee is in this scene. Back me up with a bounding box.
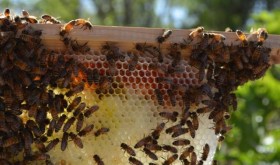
[3,136,20,148]
[144,143,162,151]
[69,132,83,148]
[196,107,211,114]
[157,29,172,43]
[76,113,84,132]
[84,105,99,118]
[163,154,178,165]
[47,119,56,137]
[172,139,190,146]
[198,160,204,165]
[128,53,139,71]
[201,143,210,161]
[129,156,143,165]
[154,89,164,106]
[179,146,194,160]
[75,19,93,30]
[4,8,10,18]
[162,145,178,153]
[67,96,81,112]
[93,154,104,165]
[41,14,61,24]
[143,148,158,160]
[149,163,157,165]
[92,69,100,85]
[151,122,165,140]
[34,139,47,153]
[200,84,213,98]
[159,111,178,122]
[61,132,69,151]
[171,127,189,138]
[45,138,60,152]
[257,28,268,45]
[62,117,76,132]
[134,135,153,148]
[94,127,109,137]
[236,30,247,46]
[60,20,76,37]
[78,124,94,137]
[55,114,67,132]
[121,143,136,156]
[188,26,204,41]
[182,159,190,165]
[190,112,199,130]
[186,120,195,138]
[73,102,86,116]
[190,152,197,165]
[21,10,38,23]
[65,82,84,97]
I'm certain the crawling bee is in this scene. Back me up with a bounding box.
[75,18,93,30]
[257,28,268,45]
[60,20,76,37]
[159,111,179,122]
[78,124,94,137]
[165,123,182,134]
[151,122,165,139]
[69,132,83,148]
[129,157,143,165]
[62,117,76,132]
[188,26,204,41]
[128,53,139,71]
[144,143,162,151]
[172,139,190,146]
[55,114,67,132]
[190,112,199,130]
[41,14,61,24]
[134,135,153,149]
[143,148,158,160]
[84,105,99,118]
[190,152,197,165]
[61,132,69,151]
[163,154,178,165]
[162,145,178,153]
[45,138,60,152]
[76,113,84,132]
[236,30,248,46]
[154,89,164,106]
[179,146,194,160]
[67,96,82,112]
[93,154,105,165]
[186,120,195,138]
[121,143,136,156]
[157,29,172,43]
[21,10,38,23]
[94,127,109,137]
[201,143,210,161]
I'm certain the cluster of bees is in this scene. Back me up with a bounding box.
[0,9,108,165]
[0,8,271,165]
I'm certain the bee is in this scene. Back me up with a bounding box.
[41,14,61,24]
[157,29,172,43]
[144,143,162,151]
[179,146,194,160]
[165,123,182,134]
[60,20,76,37]
[167,88,176,107]
[188,26,204,41]
[35,139,47,153]
[61,132,69,151]
[162,145,178,153]
[93,154,104,165]
[186,120,195,138]
[149,163,157,165]
[121,143,136,156]
[94,127,109,137]
[201,143,210,161]
[257,28,268,45]
[159,111,178,122]
[4,8,10,18]
[86,69,94,85]
[154,89,164,106]
[21,10,38,23]
[26,120,43,137]
[75,19,93,30]
[190,152,197,165]
[45,138,60,152]
[67,96,82,112]
[210,33,226,43]
[172,139,190,146]
[92,69,100,85]
[76,113,84,132]
[73,102,86,116]
[3,136,20,148]
[163,154,178,165]
[128,53,139,71]
[182,159,190,165]
[134,135,153,148]
[236,30,247,46]
[143,148,158,160]
[171,127,189,138]
[62,117,76,132]
[84,105,99,118]
[198,160,204,165]
[14,58,31,71]
[200,84,213,98]
[196,107,211,114]
[47,119,56,137]
[209,109,224,122]
[71,40,90,53]
[78,124,94,137]
[55,114,67,132]
[151,122,165,140]
[190,112,199,130]
[69,132,83,148]
[129,157,143,165]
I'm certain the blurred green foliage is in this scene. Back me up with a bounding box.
[1,0,280,164]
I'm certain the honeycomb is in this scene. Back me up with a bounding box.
[0,9,271,165]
